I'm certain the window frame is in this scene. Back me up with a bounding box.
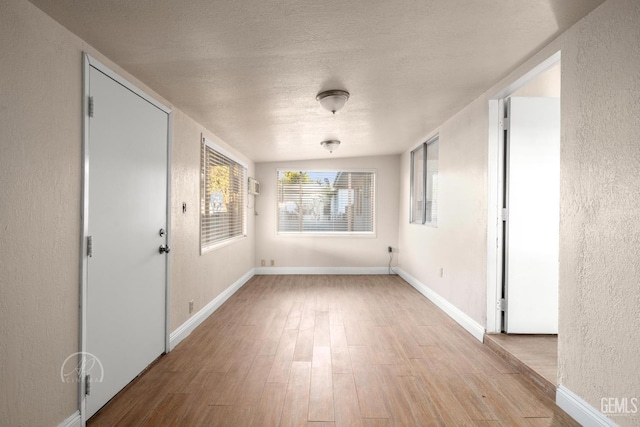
[275,168,377,237]
[200,136,248,254]
[410,135,439,226]
[410,144,426,224]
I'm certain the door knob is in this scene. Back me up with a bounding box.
[159,245,171,254]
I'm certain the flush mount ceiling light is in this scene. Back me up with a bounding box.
[316,90,350,114]
[320,140,341,153]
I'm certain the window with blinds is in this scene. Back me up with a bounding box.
[410,135,439,225]
[277,170,375,234]
[200,138,247,252]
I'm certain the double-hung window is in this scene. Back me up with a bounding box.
[410,135,439,225]
[200,137,247,252]
[277,170,375,235]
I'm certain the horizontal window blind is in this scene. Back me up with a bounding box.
[201,140,246,251]
[277,170,375,234]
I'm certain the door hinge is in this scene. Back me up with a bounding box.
[502,117,509,130]
[85,374,91,395]
[499,298,507,311]
[87,236,93,257]
[501,208,508,222]
[88,96,94,118]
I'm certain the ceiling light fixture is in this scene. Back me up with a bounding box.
[320,140,341,153]
[316,89,350,114]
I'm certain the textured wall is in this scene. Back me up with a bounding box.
[0,0,84,423]
[170,111,255,331]
[398,98,489,325]
[255,156,400,269]
[396,52,557,331]
[397,0,640,424]
[1,0,638,425]
[0,0,254,424]
[558,0,640,424]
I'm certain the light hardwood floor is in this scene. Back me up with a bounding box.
[484,334,558,400]
[88,275,577,426]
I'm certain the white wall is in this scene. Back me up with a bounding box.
[398,0,640,425]
[511,63,561,98]
[170,112,255,331]
[0,0,254,424]
[0,1,82,422]
[398,100,489,325]
[558,0,640,423]
[255,155,400,271]
[2,0,638,425]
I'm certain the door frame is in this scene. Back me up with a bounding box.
[79,53,173,422]
[485,51,561,333]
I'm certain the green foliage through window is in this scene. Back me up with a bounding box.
[277,170,375,234]
[201,140,247,251]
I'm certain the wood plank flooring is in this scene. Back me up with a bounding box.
[484,334,558,400]
[88,275,578,426]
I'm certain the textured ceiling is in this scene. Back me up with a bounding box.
[29,0,604,162]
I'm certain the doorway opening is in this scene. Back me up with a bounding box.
[485,52,561,396]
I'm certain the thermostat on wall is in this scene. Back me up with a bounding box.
[248,177,260,195]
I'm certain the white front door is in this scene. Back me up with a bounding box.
[504,97,560,334]
[85,63,169,417]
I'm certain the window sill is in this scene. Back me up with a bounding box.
[409,222,438,228]
[201,234,246,255]
[276,232,377,238]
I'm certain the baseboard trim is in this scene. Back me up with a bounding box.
[169,268,255,350]
[58,411,81,427]
[556,385,617,427]
[254,266,392,275]
[396,268,485,342]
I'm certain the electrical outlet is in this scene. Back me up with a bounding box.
[261,259,266,266]
[440,268,444,278]
[388,246,393,253]
[189,300,194,314]
[270,260,275,266]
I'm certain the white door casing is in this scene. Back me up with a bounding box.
[485,52,561,334]
[504,97,560,334]
[82,56,170,418]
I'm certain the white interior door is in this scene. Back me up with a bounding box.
[504,97,560,334]
[86,65,169,417]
